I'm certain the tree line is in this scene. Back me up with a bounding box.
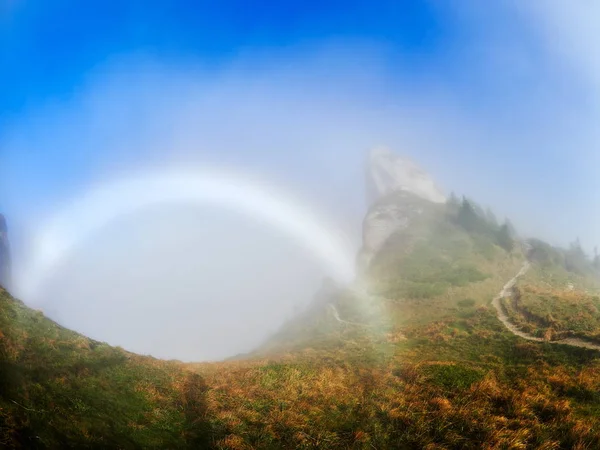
[446,193,515,252]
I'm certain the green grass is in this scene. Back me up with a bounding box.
[0,289,211,448]
[495,265,600,342]
[423,364,484,391]
[3,193,600,448]
[369,214,495,299]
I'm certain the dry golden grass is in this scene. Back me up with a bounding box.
[502,278,600,343]
[187,355,600,449]
[3,203,600,448]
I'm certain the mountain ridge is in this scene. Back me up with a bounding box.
[358,147,446,271]
[2,148,600,448]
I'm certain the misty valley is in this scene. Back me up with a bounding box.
[2,148,600,448]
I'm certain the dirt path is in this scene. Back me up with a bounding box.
[328,304,368,327]
[491,262,600,351]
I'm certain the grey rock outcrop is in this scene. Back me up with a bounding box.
[366,146,446,205]
[358,147,446,271]
[0,214,11,289]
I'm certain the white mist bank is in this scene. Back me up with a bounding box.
[31,203,340,362]
[4,1,600,360]
[14,169,357,362]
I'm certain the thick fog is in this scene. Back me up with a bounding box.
[3,2,600,361]
[34,204,330,361]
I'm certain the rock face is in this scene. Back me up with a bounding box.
[358,147,446,270]
[366,147,446,205]
[0,214,11,289]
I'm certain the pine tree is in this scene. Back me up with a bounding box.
[448,192,460,207]
[485,207,499,228]
[446,192,461,218]
[565,237,590,274]
[457,197,479,233]
[496,220,514,252]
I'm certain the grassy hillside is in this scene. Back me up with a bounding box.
[2,193,600,448]
[204,194,600,448]
[191,261,600,447]
[498,263,600,344]
[500,283,600,343]
[190,345,600,449]
[0,288,211,449]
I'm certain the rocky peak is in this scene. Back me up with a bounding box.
[0,214,11,289]
[366,146,446,205]
[358,147,446,271]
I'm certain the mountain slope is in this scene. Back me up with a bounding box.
[4,245,599,449]
[3,151,600,448]
[255,190,525,356]
[215,186,600,448]
[0,288,210,449]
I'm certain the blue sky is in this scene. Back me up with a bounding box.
[2,0,459,251]
[2,1,600,360]
[3,1,597,246]
[1,1,445,116]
